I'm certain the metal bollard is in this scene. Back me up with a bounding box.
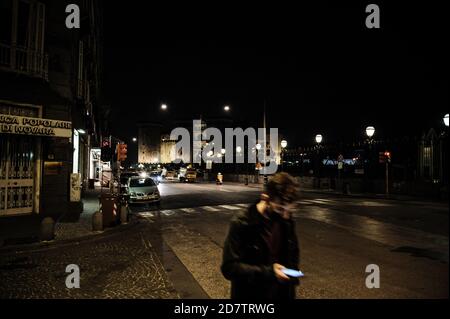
[40,217,55,241]
[92,210,103,231]
[120,203,128,224]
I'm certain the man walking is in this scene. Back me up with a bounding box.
[221,172,301,299]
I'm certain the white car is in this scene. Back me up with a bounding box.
[127,176,161,204]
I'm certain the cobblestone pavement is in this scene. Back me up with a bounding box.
[54,189,103,241]
[0,220,179,299]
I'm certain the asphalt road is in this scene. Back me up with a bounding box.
[0,181,447,299]
[132,181,449,298]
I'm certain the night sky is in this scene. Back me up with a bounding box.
[103,2,449,148]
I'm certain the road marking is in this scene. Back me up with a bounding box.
[219,205,242,210]
[180,208,196,213]
[138,212,155,218]
[161,210,176,216]
[202,206,220,212]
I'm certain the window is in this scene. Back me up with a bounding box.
[16,0,31,47]
[77,40,84,97]
[130,178,156,187]
[0,0,12,43]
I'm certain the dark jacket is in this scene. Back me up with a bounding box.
[221,204,300,300]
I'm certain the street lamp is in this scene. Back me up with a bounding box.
[161,104,167,110]
[281,140,287,171]
[132,137,137,142]
[444,114,449,127]
[235,146,242,175]
[366,126,375,138]
[224,105,230,112]
[315,135,323,187]
[315,134,323,144]
[365,126,376,192]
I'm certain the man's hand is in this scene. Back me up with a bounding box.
[273,263,290,282]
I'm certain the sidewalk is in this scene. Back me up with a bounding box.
[54,187,122,242]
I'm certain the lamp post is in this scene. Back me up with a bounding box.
[365,126,376,192]
[441,114,449,186]
[315,135,323,188]
[281,140,287,171]
[236,146,242,177]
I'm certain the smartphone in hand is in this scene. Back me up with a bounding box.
[281,268,304,278]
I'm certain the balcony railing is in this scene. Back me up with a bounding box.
[0,43,48,81]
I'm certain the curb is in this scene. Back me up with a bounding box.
[0,216,142,255]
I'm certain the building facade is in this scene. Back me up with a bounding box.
[0,0,105,243]
[137,122,163,164]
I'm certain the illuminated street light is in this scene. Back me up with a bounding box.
[161,104,167,110]
[280,140,287,171]
[224,105,230,112]
[315,134,323,144]
[444,114,449,127]
[366,126,376,138]
[132,137,137,142]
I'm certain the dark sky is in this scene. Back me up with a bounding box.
[103,1,449,147]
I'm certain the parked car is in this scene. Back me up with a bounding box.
[185,168,197,182]
[178,167,187,182]
[149,171,162,184]
[127,176,160,205]
[119,172,139,193]
[164,169,178,181]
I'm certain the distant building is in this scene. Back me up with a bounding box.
[138,122,163,163]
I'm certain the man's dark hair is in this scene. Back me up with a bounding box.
[264,172,300,203]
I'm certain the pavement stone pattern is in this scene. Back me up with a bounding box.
[54,189,101,241]
[54,216,94,241]
[0,221,179,299]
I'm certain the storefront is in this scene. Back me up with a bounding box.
[0,100,72,241]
